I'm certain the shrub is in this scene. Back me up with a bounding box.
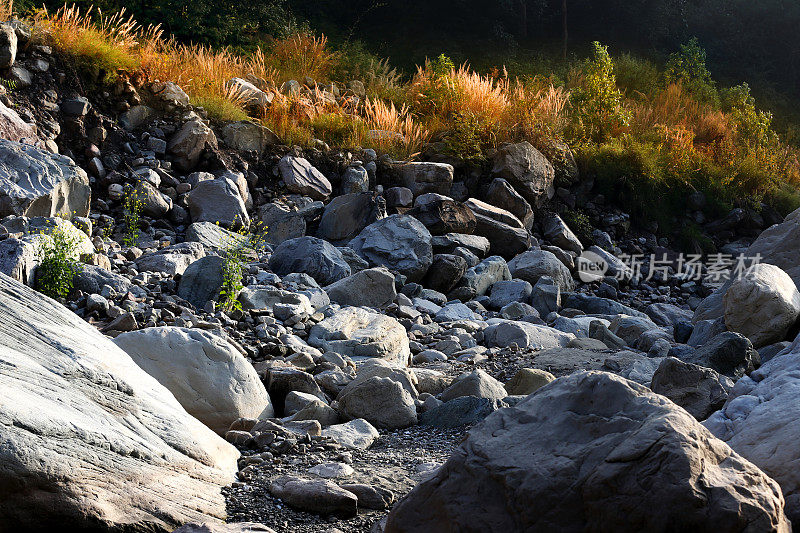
[122,184,143,248]
[270,32,337,83]
[569,42,630,144]
[614,53,661,98]
[665,38,719,105]
[311,112,366,147]
[218,221,268,312]
[35,224,83,300]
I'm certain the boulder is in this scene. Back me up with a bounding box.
[508,249,575,292]
[325,267,397,308]
[269,237,351,286]
[491,141,555,205]
[385,371,790,533]
[238,286,313,316]
[278,155,332,200]
[485,178,534,231]
[220,121,279,154]
[488,279,532,310]
[646,302,694,327]
[341,165,369,194]
[308,306,411,366]
[225,78,273,113]
[419,397,507,429]
[457,256,510,298]
[0,98,37,145]
[651,357,733,421]
[269,476,357,516]
[393,161,454,197]
[185,221,247,252]
[541,213,582,254]
[317,192,386,243]
[113,327,273,434]
[504,368,555,395]
[258,203,306,245]
[0,139,90,218]
[0,23,17,69]
[136,241,205,276]
[0,273,239,530]
[337,376,417,429]
[0,236,38,285]
[423,254,467,294]
[431,233,490,257]
[483,320,574,350]
[168,118,217,171]
[177,255,225,309]
[135,180,172,218]
[349,214,433,283]
[322,419,380,450]
[705,334,800,523]
[407,198,476,235]
[186,177,249,229]
[563,293,649,319]
[723,263,800,348]
[439,369,506,402]
[686,332,760,379]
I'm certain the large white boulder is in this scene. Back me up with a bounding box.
[705,333,800,523]
[113,326,274,434]
[0,273,238,530]
[723,263,800,348]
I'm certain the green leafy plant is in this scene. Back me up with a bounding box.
[665,38,718,105]
[123,184,143,248]
[569,42,630,144]
[35,224,83,300]
[218,220,268,312]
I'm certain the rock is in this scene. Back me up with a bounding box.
[407,198,476,235]
[322,419,380,450]
[434,302,477,323]
[563,293,649,318]
[317,192,386,243]
[185,222,247,252]
[325,267,396,308]
[504,368,555,395]
[485,178,534,230]
[226,78,273,112]
[341,165,369,194]
[646,302,694,327]
[136,241,205,276]
[705,334,800,523]
[419,397,507,429]
[349,214,433,283]
[541,213,582,254]
[465,198,531,258]
[688,317,728,347]
[135,180,172,218]
[258,203,306,245]
[269,237,351,286]
[488,279,532,310]
[269,476,357,516]
[431,233,490,257]
[723,263,800,348]
[484,320,574,349]
[279,156,332,200]
[0,98,37,145]
[177,255,225,309]
[531,276,560,317]
[650,357,733,421]
[221,121,278,154]
[337,376,417,429]
[168,119,217,171]
[456,255,511,298]
[309,462,354,479]
[0,236,38,285]
[0,273,238,530]
[113,327,273,434]
[423,254,467,294]
[187,177,249,229]
[439,369,506,402]
[0,140,90,218]
[264,368,325,415]
[340,483,394,510]
[154,81,190,106]
[491,141,555,205]
[393,162,454,197]
[120,105,156,130]
[508,249,575,292]
[309,307,411,366]
[686,332,760,379]
[386,371,790,533]
[73,264,144,298]
[61,96,91,116]
[0,23,17,69]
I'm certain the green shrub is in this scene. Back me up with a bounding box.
[614,53,661,98]
[35,224,83,300]
[569,42,630,144]
[122,184,144,248]
[441,111,490,161]
[218,221,268,312]
[311,113,367,147]
[665,38,719,105]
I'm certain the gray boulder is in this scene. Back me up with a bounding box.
[168,118,216,171]
[686,331,760,379]
[269,237,351,286]
[135,241,205,276]
[0,139,90,218]
[186,177,249,228]
[220,121,278,154]
[324,267,397,308]
[317,192,386,243]
[177,255,225,309]
[258,203,306,246]
[651,357,733,421]
[337,376,417,429]
[485,178,534,230]
[491,141,555,205]
[541,213,583,254]
[393,161,454,197]
[385,371,790,533]
[278,155,332,200]
[349,214,433,283]
[508,249,575,292]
